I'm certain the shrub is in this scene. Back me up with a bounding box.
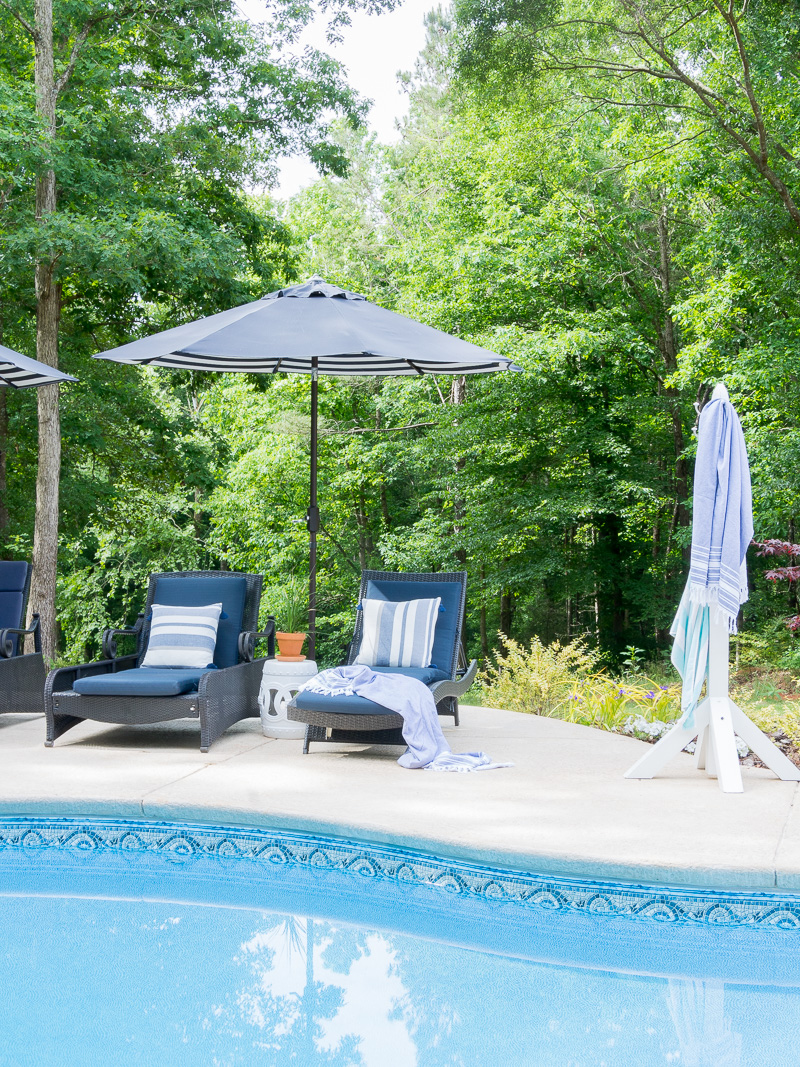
[480,634,599,717]
[480,632,682,731]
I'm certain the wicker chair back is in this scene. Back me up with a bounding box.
[347,570,467,679]
[0,562,32,656]
[137,571,264,669]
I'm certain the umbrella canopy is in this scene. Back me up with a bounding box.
[97,277,519,375]
[0,344,78,388]
[671,383,753,725]
[95,278,521,656]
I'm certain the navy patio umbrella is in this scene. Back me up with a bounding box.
[95,277,520,656]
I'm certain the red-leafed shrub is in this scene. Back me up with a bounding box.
[754,541,800,632]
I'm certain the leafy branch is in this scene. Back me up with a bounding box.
[754,540,800,632]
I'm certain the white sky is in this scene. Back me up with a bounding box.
[237,0,435,197]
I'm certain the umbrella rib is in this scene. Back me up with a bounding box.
[406,359,426,376]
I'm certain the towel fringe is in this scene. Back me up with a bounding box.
[688,583,718,606]
[302,681,358,697]
[688,582,740,634]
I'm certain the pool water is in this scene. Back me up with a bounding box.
[1,819,799,1066]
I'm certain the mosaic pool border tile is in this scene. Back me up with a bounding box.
[1,816,799,930]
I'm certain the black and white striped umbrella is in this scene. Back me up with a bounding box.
[96,277,518,376]
[0,344,77,388]
[95,278,520,655]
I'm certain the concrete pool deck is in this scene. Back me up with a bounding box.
[1,705,799,892]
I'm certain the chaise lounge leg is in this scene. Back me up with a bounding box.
[45,712,84,746]
[303,724,326,753]
[436,696,459,725]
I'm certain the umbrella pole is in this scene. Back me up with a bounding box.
[307,359,319,660]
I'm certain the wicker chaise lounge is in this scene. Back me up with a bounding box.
[0,561,46,716]
[44,570,274,751]
[287,569,478,753]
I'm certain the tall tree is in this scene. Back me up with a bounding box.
[0,0,379,658]
[456,0,800,229]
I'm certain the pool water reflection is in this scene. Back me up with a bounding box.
[2,892,799,1066]
[2,819,800,1066]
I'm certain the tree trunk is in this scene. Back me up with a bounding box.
[355,491,372,569]
[193,487,203,541]
[376,410,392,530]
[595,513,626,651]
[500,589,514,637]
[450,375,468,568]
[28,0,62,660]
[379,483,391,529]
[789,518,798,613]
[479,565,488,658]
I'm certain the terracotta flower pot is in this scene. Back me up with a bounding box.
[276,631,307,661]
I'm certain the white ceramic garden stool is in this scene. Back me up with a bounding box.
[258,659,318,739]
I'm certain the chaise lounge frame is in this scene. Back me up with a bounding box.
[0,562,46,716]
[287,569,478,752]
[44,570,274,751]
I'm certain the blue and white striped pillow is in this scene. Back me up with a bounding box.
[355,597,441,669]
[140,602,223,670]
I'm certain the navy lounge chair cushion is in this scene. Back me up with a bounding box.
[362,579,462,674]
[0,561,31,655]
[292,665,449,718]
[0,591,25,638]
[370,666,449,685]
[73,667,212,698]
[292,689,397,717]
[145,575,248,670]
[0,561,30,595]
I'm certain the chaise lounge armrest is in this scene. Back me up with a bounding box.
[102,614,145,660]
[0,613,41,657]
[238,616,276,662]
[196,655,267,751]
[456,658,479,688]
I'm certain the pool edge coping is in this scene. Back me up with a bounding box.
[4,813,800,932]
[2,800,800,897]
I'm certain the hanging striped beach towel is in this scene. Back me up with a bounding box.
[689,384,753,633]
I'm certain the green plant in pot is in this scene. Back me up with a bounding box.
[274,576,309,660]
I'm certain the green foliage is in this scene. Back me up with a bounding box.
[621,646,646,675]
[565,678,681,733]
[479,632,681,730]
[3,0,800,681]
[480,633,599,716]
[270,575,309,634]
[0,0,390,663]
[57,486,206,661]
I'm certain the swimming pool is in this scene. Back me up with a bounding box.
[1,817,799,1065]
